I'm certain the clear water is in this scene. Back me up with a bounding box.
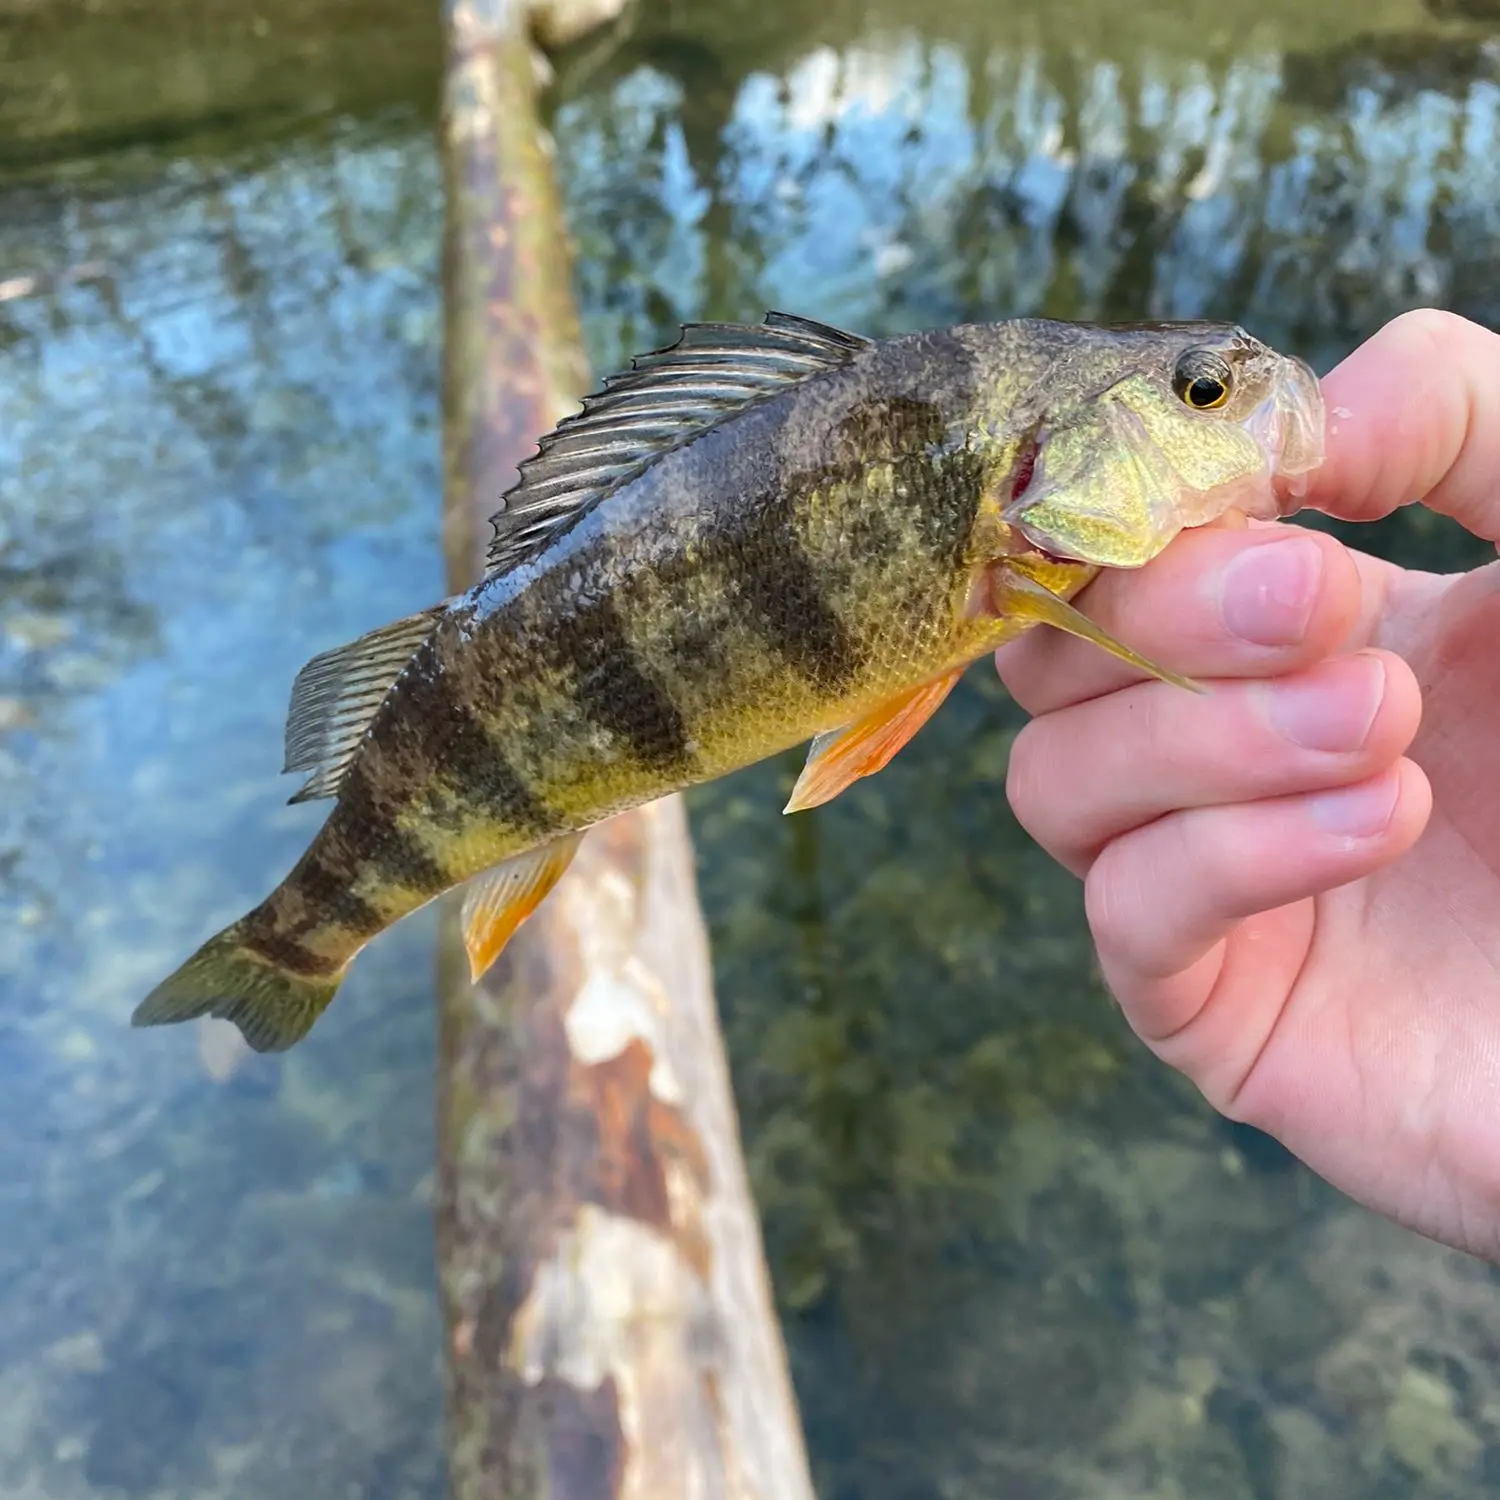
[4,1,1500,1496]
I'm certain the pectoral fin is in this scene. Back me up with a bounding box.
[784,669,963,815]
[995,568,1205,694]
[460,833,584,981]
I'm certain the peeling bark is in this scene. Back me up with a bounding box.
[435,4,816,1497]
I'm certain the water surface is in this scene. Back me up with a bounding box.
[4,0,1500,1495]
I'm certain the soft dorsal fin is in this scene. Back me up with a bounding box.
[484,311,873,575]
[282,605,446,804]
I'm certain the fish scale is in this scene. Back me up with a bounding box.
[132,311,1324,1052]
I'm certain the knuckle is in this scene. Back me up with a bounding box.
[992,639,1042,711]
[1170,810,1247,934]
[1082,844,1140,958]
[1004,722,1051,835]
[1084,812,1227,979]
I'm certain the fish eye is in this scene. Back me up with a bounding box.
[1172,350,1233,411]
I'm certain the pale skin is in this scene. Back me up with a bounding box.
[994,308,1500,1263]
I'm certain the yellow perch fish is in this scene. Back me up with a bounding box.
[133,313,1323,1051]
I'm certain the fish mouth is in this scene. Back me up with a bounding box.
[1021,534,1085,567]
[1246,354,1326,516]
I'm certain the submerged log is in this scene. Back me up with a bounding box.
[434,3,817,1497]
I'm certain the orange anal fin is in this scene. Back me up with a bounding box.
[783,669,964,815]
[460,833,584,981]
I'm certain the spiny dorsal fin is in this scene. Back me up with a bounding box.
[282,605,446,804]
[484,311,873,575]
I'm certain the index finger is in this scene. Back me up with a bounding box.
[1304,308,1500,543]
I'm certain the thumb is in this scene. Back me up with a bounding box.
[1303,309,1500,547]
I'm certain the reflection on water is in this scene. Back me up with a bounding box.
[559,25,1500,373]
[4,6,1500,1497]
[0,122,448,1498]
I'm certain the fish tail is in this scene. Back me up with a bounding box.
[131,920,343,1053]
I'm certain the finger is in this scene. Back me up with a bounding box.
[996,523,1389,716]
[1085,759,1433,1010]
[1306,308,1500,543]
[1007,648,1421,876]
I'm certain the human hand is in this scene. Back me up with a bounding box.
[995,309,1500,1261]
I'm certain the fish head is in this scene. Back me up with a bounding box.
[1000,323,1324,569]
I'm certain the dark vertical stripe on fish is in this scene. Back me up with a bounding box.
[571,596,692,768]
[242,840,389,976]
[332,758,455,894]
[732,508,861,690]
[394,637,562,840]
[248,934,339,977]
[431,702,562,838]
[243,921,343,977]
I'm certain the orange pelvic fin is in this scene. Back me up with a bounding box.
[783,669,964,815]
[460,833,584,981]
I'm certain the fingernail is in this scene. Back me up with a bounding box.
[1266,654,1385,752]
[1307,773,1399,838]
[1219,535,1323,645]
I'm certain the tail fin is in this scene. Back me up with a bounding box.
[131,921,343,1053]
